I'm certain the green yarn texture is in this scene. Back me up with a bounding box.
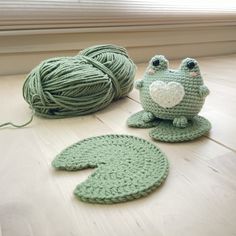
[149,115,211,142]
[128,110,211,142]
[52,135,169,204]
[23,44,136,118]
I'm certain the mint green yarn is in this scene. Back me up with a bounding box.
[22,44,136,119]
[0,45,135,128]
[52,134,169,204]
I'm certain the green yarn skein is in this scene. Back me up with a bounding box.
[23,44,136,118]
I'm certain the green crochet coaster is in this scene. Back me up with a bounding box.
[127,110,160,128]
[127,110,211,142]
[52,135,169,204]
[149,115,211,142]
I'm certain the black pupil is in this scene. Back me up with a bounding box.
[152,59,160,67]
[187,61,195,69]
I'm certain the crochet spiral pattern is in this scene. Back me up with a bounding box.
[52,135,169,204]
[23,44,136,118]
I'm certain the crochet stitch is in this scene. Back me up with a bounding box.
[127,111,211,142]
[149,116,211,142]
[52,135,169,204]
[127,110,160,128]
[127,55,211,142]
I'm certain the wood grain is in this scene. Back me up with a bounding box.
[0,54,236,236]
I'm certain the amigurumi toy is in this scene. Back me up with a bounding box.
[127,55,211,142]
[136,55,209,128]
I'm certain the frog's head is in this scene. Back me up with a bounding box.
[146,56,203,108]
[146,55,203,85]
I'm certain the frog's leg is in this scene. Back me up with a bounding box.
[173,116,188,128]
[142,111,156,123]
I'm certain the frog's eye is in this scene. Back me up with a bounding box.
[187,61,196,69]
[149,55,168,71]
[180,58,200,73]
[152,59,160,67]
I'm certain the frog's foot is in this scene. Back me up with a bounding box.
[142,111,156,123]
[127,110,160,128]
[173,116,188,128]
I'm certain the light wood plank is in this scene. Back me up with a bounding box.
[0,55,236,236]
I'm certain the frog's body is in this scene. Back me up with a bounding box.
[136,55,209,128]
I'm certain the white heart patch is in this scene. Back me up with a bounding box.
[149,81,185,108]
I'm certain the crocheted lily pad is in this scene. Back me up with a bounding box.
[127,110,160,128]
[52,135,169,204]
[149,116,211,142]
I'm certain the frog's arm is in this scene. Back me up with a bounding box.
[199,85,210,98]
[135,80,144,90]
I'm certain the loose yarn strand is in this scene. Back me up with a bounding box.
[0,111,34,128]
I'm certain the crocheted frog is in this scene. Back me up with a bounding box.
[135,55,209,128]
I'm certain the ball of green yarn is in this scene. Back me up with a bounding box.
[23,44,136,118]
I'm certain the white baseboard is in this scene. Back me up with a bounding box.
[0,24,236,75]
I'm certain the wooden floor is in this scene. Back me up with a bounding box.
[0,54,236,236]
